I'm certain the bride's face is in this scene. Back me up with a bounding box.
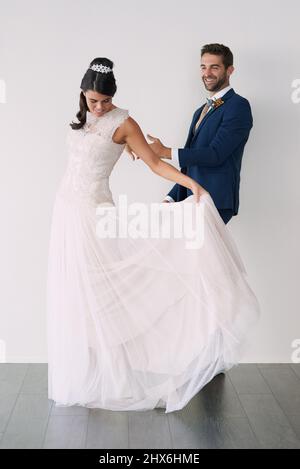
[84,90,114,117]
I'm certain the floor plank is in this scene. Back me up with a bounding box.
[258,365,300,416]
[228,364,271,394]
[0,364,29,395]
[0,393,19,434]
[239,393,300,449]
[191,373,247,418]
[128,409,172,449]
[290,364,300,380]
[20,364,48,394]
[85,408,128,449]
[1,364,300,449]
[0,393,52,449]
[0,364,29,434]
[43,415,89,449]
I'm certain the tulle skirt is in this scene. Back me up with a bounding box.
[46,192,259,413]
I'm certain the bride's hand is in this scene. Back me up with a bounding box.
[190,181,209,203]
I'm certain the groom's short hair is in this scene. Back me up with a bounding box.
[201,44,233,69]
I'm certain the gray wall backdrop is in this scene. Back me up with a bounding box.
[0,0,299,362]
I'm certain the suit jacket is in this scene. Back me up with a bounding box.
[167,88,253,215]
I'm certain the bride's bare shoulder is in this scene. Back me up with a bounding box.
[113,115,143,143]
[120,115,139,130]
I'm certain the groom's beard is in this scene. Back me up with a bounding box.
[202,74,228,93]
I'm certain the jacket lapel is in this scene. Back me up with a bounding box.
[185,105,205,146]
[191,88,235,141]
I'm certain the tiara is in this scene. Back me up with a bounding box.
[89,64,112,74]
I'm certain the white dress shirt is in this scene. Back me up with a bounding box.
[164,85,232,203]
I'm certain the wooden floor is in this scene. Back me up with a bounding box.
[0,363,300,449]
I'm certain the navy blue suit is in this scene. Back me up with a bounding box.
[167,88,253,219]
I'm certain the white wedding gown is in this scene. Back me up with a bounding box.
[46,107,260,413]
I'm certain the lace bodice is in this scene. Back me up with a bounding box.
[57,107,129,206]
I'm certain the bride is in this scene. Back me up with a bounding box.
[46,57,260,413]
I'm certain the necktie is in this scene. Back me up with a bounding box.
[194,98,215,132]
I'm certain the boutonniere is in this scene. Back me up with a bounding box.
[212,98,224,109]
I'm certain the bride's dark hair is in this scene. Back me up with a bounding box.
[70,58,117,130]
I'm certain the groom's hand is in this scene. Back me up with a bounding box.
[147,134,172,159]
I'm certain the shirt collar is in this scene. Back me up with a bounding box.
[209,85,232,102]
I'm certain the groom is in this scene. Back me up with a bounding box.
[148,43,253,224]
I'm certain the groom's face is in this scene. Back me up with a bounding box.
[200,54,234,93]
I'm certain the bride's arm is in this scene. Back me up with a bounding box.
[115,117,208,202]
